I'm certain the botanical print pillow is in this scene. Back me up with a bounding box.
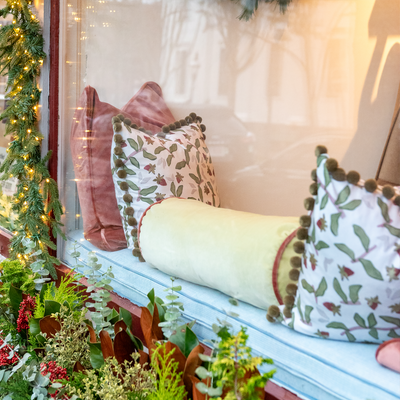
[268,147,400,343]
[110,115,220,252]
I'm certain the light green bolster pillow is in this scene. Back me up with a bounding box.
[138,198,299,310]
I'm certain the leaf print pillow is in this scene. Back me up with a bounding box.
[110,114,220,254]
[267,145,400,343]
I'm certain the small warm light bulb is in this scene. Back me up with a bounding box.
[24,187,28,191]
[46,179,50,183]
[27,129,31,133]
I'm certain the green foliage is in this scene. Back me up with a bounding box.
[0,0,64,278]
[0,188,17,231]
[231,0,292,20]
[0,370,32,399]
[34,273,84,319]
[0,259,36,305]
[41,307,91,371]
[148,343,187,400]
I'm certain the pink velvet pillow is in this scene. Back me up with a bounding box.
[70,82,176,251]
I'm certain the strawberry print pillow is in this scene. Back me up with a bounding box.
[110,114,220,255]
[267,146,400,343]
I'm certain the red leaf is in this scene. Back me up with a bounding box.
[114,320,127,335]
[99,330,115,359]
[140,306,163,354]
[39,316,61,338]
[183,344,204,393]
[86,324,97,343]
[114,329,137,365]
[73,361,86,373]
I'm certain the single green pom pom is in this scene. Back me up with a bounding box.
[346,170,360,185]
[125,207,134,216]
[296,228,308,240]
[299,215,311,228]
[115,159,124,168]
[382,185,395,200]
[325,158,338,172]
[169,123,176,130]
[117,113,124,121]
[196,116,203,123]
[286,283,298,296]
[123,194,132,203]
[132,248,141,258]
[157,132,166,139]
[293,241,305,254]
[174,121,181,128]
[304,197,315,211]
[185,116,193,124]
[114,134,123,144]
[112,116,120,124]
[266,314,275,323]
[131,123,138,129]
[365,178,377,193]
[114,146,123,156]
[203,134,207,140]
[145,130,153,135]
[138,127,146,132]
[290,256,302,269]
[200,124,206,132]
[134,241,139,249]
[128,217,138,227]
[113,122,122,132]
[124,118,132,126]
[283,295,295,307]
[311,169,317,182]
[189,112,197,120]
[309,182,318,196]
[394,196,400,206]
[180,119,187,126]
[268,305,280,318]
[119,182,129,191]
[289,268,300,281]
[162,125,170,133]
[332,168,346,181]
[283,307,292,318]
[315,145,328,157]
[131,228,138,237]
[117,170,127,179]
[139,255,146,262]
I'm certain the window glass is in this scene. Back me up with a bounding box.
[58,0,400,261]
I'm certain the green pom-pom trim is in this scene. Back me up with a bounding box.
[180,119,187,126]
[112,116,120,124]
[174,121,181,128]
[394,196,400,207]
[311,169,317,182]
[283,295,295,307]
[131,228,138,237]
[138,127,146,132]
[286,283,298,296]
[304,197,315,211]
[132,248,141,258]
[332,168,346,182]
[296,228,308,240]
[346,170,360,185]
[200,124,206,132]
[293,241,305,254]
[266,314,275,323]
[290,256,302,268]
[131,123,138,129]
[189,112,197,120]
[115,159,124,168]
[114,134,123,144]
[325,158,338,172]
[382,185,395,200]
[113,122,122,133]
[268,305,280,318]
[365,179,377,193]
[139,255,146,263]
[117,113,124,121]
[123,194,133,203]
[185,116,193,124]
[128,217,138,227]
[309,182,318,196]
[315,145,328,157]
[125,207,134,216]
[162,125,170,133]
[134,241,140,249]
[124,118,132,126]
[120,182,129,191]
[157,132,166,138]
[283,307,292,318]
[299,215,311,228]
[169,123,176,130]
[114,146,123,156]
[117,170,127,179]
[289,268,300,281]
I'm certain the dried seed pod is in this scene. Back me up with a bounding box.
[289,268,300,281]
[325,158,338,172]
[132,248,141,257]
[113,122,122,133]
[125,207,134,216]
[290,256,302,269]
[114,134,123,144]
[394,195,400,207]
[114,146,123,156]
[266,314,275,323]
[299,215,311,228]
[131,228,138,237]
[128,217,138,226]
[296,228,309,241]
[332,168,346,182]
[119,182,129,191]
[268,305,280,318]
[315,145,328,157]
[311,169,317,182]
[283,295,295,307]
[286,283,298,296]
[117,170,127,179]
[382,185,395,200]
[162,125,170,133]
[293,241,305,254]
[346,170,360,185]
[115,159,124,168]
[123,194,132,203]
[309,182,318,196]
[283,307,292,318]
[304,197,315,211]
[365,179,377,193]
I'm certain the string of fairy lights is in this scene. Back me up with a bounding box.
[0,0,63,277]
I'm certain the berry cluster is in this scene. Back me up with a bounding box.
[41,361,69,398]
[17,295,36,332]
[0,337,19,367]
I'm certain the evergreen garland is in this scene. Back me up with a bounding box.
[0,0,63,278]
[232,0,292,20]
